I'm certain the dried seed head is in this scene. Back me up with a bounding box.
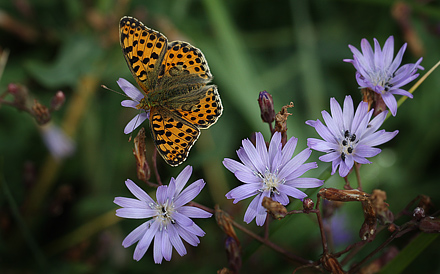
[262,196,287,220]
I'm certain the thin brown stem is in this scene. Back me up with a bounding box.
[348,233,396,273]
[188,201,214,214]
[231,219,312,265]
[336,241,366,265]
[395,195,422,220]
[340,242,365,266]
[287,209,319,215]
[354,162,362,190]
[348,223,418,273]
[343,176,352,190]
[264,215,270,240]
[0,98,31,113]
[269,122,274,135]
[315,196,328,254]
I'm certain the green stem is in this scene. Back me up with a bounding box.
[0,161,46,267]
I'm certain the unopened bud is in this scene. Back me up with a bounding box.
[262,196,287,220]
[258,91,275,123]
[32,100,51,124]
[8,83,28,107]
[225,236,241,273]
[321,253,345,274]
[215,205,239,243]
[50,91,66,111]
[133,128,150,182]
[387,223,397,233]
[303,198,314,213]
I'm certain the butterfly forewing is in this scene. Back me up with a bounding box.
[119,16,168,92]
[149,107,200,166]
[159,41,212,82]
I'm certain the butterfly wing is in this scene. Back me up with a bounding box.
[149,106,200,166]
[168,85,223,129]
[119,16,168,92]
[159,41,213,82]
[119,17,223,166]
[150,41,223,129]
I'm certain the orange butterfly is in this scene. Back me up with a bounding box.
[118,16,222,166]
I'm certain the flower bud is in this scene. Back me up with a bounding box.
[50,91,66,111]
[215,205,239,243]
[321,253,345,274]
[302,198,314,213]
[262,196,287,220]
[8,83,28,107]
[225,236,241,273]
[32,100,51,125]
[258,91,275,123]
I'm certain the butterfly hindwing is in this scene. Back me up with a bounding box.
[149,106,200,166]
[119,16,168,92]
[167,85,223,129]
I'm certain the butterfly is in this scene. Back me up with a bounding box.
[119,16,223,166]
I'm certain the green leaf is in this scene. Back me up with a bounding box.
[379,233,439,274]
[25,35,102,88]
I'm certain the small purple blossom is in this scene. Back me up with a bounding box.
[117,78,150,134]
[344,36,423,116]
[223,132,324,226]
[114,166,212,263]
[306,95,398,178]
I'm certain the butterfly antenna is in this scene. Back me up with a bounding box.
[101,85,129,98]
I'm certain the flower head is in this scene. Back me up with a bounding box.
[343,36,423,116]
[306,96,398,177]
[114,166,212,263]
[117,78,150,134]
[223,132,324,226]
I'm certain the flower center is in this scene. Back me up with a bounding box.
[261,169,281,195]
[153,201,175,229]
[367,71,394,94]
[340,130,357,161]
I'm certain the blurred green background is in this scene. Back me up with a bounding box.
[1,0,439,273]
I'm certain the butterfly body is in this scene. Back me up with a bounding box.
[119,16,222,166]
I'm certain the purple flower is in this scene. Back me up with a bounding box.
[223,132,324,226]
[117,78,150,134]
[306,95,398,178]
[344,36,423,116]
[40,124,75,160]
[114,166,212,263]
